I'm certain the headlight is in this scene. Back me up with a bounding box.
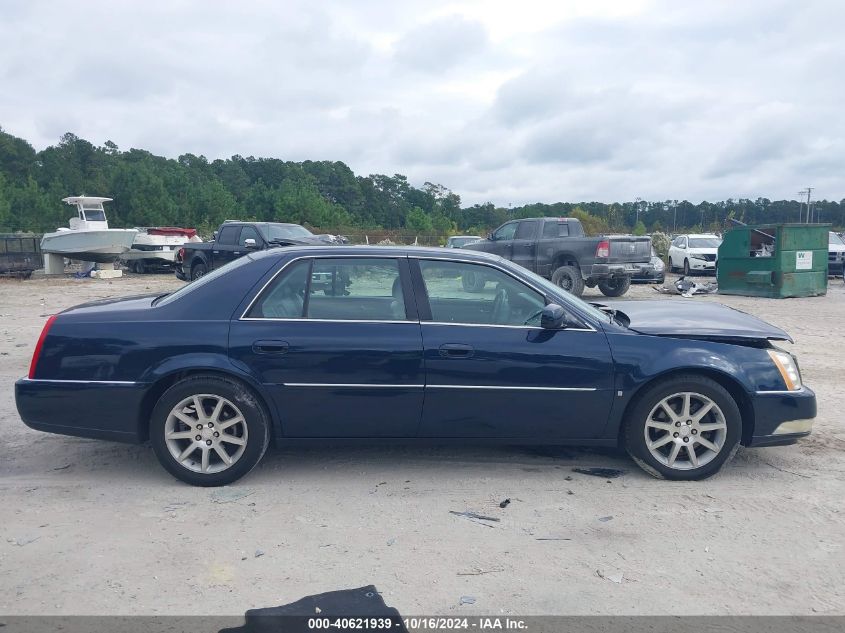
[768,349,802,391]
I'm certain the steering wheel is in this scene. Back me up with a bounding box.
[492,288,510,324]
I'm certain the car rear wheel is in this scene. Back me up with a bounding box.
[551,265,585,297]
[623,375,741,480]
[150,375,270,486]
[191,261,207,281]
[597,275,631,297]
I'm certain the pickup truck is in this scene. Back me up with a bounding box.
[175,221,340,281]
[463,217,653,297]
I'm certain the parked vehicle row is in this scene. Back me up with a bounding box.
[17,246,815,486]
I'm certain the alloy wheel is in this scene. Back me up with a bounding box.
[164,394,248,473]
[643,391,727,470]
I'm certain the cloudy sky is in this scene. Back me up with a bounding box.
[1,0,842,204]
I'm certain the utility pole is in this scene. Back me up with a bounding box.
[806,187,814,223]
[635,197,642,227]
[797,190,807,222]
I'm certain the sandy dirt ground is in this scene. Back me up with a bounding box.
[1,271,843,616]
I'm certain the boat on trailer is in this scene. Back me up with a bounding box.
[122,227,203,273]
[40,197,137,263]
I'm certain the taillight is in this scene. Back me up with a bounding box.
[28,314,57,379]
[177,247,185,263]
[596,240,610,258]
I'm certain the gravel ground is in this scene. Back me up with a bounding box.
[1,271,843,616]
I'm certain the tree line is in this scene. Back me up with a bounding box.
[1,127,842,238]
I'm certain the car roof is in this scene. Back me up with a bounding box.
[250,244,505,262]
[682,233,720,238]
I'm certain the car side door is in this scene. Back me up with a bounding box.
[411,257,615,440]
[237,225,263,255]
[510,219,539,272]
[488,221,518,259]
[229,255,425,438]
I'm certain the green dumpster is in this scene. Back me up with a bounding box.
[717,223,829,298]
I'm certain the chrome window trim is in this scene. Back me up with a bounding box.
[23,379,139,385]
[239,252,598,332]
[424,321,595,333]
[240,317,415,325]
[427,384,597,392]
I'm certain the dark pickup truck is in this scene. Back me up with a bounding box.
[464,217,653,297]
[175,221,340,281]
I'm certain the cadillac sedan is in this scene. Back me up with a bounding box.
[16,247,815,486]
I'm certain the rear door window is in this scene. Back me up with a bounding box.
[247,258,407,321]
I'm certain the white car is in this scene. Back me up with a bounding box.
[668,234,722,275]
[829,231,845,277]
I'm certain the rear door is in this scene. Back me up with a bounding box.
[229,255,425,437]
[510,220,539,272]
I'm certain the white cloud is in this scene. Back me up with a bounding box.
[0,0,843,204]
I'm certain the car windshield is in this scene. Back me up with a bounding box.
[155,255,255,306]
[261,224,313,241]
[830,232,844,246]
[688,237,721,248]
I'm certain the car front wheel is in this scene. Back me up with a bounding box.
[150,375,270,486]
[624,375,741,480]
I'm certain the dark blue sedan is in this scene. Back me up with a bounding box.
[16,246,815,486]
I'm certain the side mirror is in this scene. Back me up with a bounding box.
[487,232,495,241]
[244,238,258,249]
[540,303,567,329]
[212,231,218,240]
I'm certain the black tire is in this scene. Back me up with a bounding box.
[623,374,742,481]
[132,260,146,274]
[461,270,486,293]
[551,265,585,297]
[191,261,208,281]
[150,374,270,486]
[597,275,632,297]
[683,259,691,276]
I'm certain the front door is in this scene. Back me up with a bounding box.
[412,258,614,439]
[229,256,424,437]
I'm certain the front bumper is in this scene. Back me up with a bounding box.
[747,386,816,447]
[15,378,147,443]
[688,258,716,270]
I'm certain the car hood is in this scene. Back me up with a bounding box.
[595,300,793,343]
